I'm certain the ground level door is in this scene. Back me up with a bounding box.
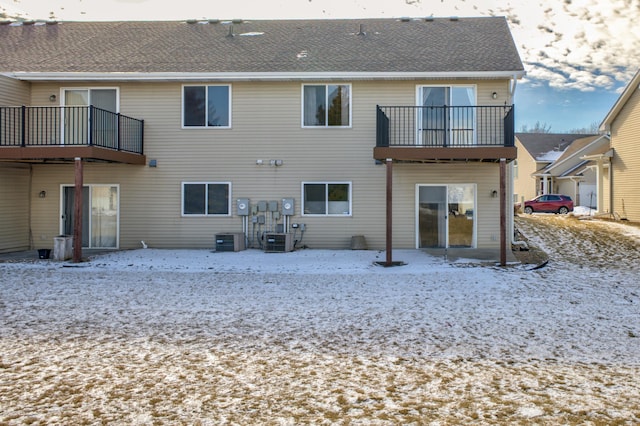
[417,184,476,248]
[62,185,119,248]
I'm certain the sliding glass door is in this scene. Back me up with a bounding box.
[62,88,118,145]
[417,184,476,248]
[61,185,119,248]
[417,86,476,146]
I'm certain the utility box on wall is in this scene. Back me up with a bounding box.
[215,233,246,252]
[236,198,250,216]
[282,198,294,215]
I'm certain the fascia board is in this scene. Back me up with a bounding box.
[580,148,614,161]
[599,69,640,131]
[4,70,526,82]
[545,135,609,174]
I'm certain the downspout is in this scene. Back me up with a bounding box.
[509,73,518,101]
[509,73,528,250]
[509,149,529,250]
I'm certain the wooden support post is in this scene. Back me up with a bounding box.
[500,158,507,266]
[386,158,393,266]
[73,157,83,263]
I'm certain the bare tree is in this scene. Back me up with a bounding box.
[519,121,552,133]
[568,121,601,134]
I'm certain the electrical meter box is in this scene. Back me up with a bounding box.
[236,198,249,216]
[282,198,294,215]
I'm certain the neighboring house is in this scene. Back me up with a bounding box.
[514,133,579,202]
[514,132,611,212]
[542,134,610,211]
[600,69,640,221]
[0,18,524,263]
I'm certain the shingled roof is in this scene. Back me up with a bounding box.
[0,18,524,76]
[515,133,595,162]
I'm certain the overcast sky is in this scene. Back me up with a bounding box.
[2,0,638,132]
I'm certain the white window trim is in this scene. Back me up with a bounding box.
[301,83,353,129]
[181,182,232,216]
[301,181,353,216]
[60,87,120,111]
[181,84,232,129]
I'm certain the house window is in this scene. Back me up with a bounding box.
[182,182,231,216]
[183,85,231,128]
[302,84,351,127]
[302,182,351,215]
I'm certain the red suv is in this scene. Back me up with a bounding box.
[523,194,573,214]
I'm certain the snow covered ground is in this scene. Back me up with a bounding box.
[1,215,639,424]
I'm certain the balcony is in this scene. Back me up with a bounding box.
[0,106,145,164]
[374,105,516,163]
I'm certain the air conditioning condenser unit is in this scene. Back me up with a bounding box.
[215,233,246,252]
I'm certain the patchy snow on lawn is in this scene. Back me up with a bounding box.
[1,219,639,424]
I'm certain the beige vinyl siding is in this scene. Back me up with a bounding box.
[26,79,512,250]
[0,76,32,252]
[513,139,539,204]
[0,164,30,252]
[0,75,30,105]
[611,85,640,221]
[389,163,503,249]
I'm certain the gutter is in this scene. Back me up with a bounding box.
[580,149,613,162]
[3,70,527,82]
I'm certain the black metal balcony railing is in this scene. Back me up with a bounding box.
[376,105,514,148]
[0,106,144,154]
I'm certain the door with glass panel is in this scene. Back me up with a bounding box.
[417,184,475,248]
[62,89,117,145]
[62,185,119,248]
[418,86,476,146]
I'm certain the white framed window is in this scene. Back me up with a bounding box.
[302,182,352,216]
[182,182,231,216]
[182,85,231,128]
[302,84,351,127]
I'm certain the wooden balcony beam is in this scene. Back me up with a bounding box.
[0,146,146,165]
[373,146,517,163]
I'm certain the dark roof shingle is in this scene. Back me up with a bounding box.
[0,18,524,74]
[515,133,595,161]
